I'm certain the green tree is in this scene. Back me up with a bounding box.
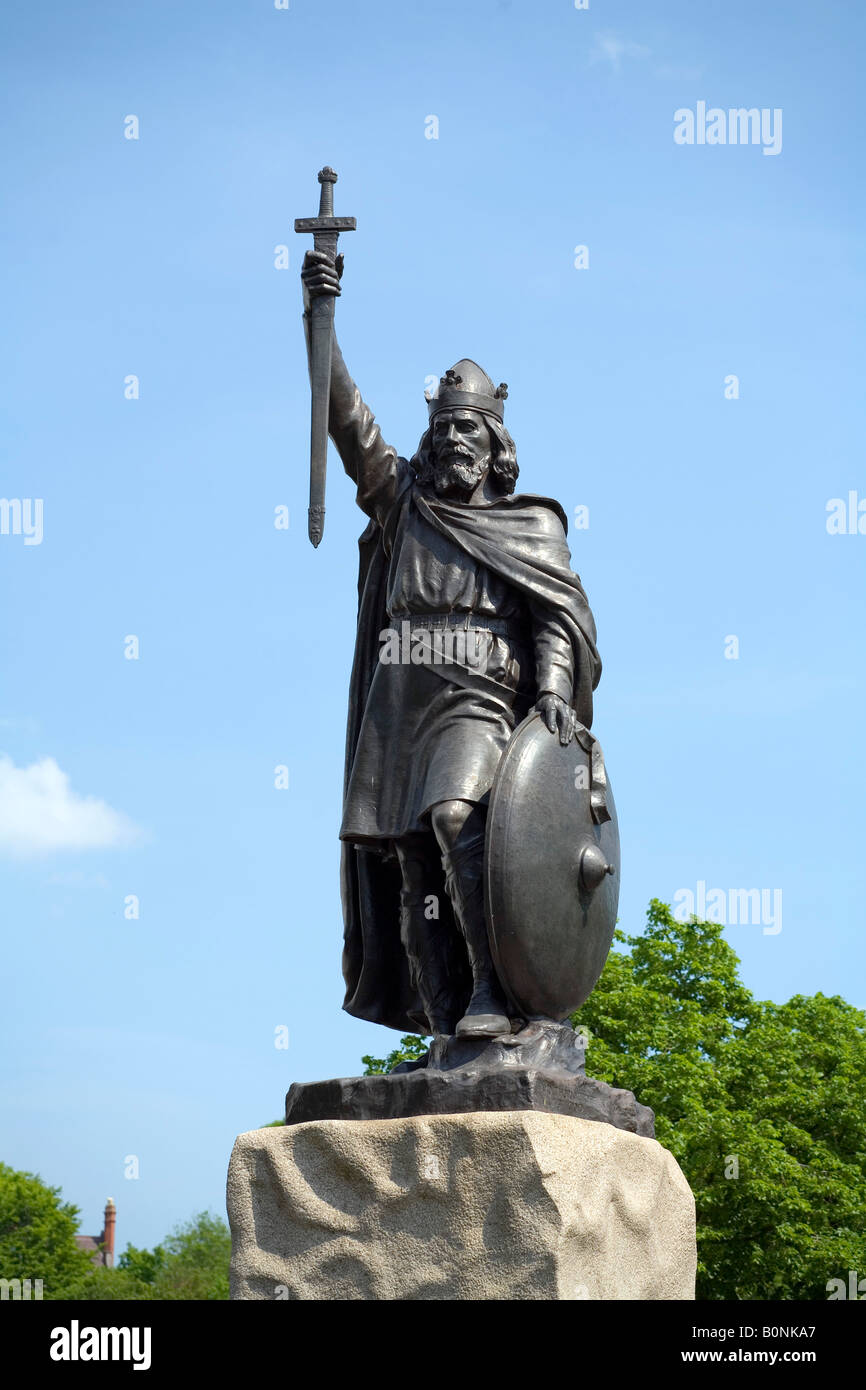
[65,1265,155,1300]
[118,1241,165,1285]
[0,1165,232,1301]
[362,1033,429,1075]
[148,1211,230,1301]
[0,1163,97,1299]
[573,900,866,1300]
[70,1215,230,1301]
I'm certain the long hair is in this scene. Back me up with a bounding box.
[409,413,519,496]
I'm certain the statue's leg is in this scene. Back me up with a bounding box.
[430,799,511,1039]
[394,838,461,1036]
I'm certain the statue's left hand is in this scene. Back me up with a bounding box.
[536,693,577,746]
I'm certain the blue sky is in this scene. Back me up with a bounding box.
[1,0,864,1254]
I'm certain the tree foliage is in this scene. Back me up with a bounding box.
[0,1171,231,1302]
[71,1212,230,1300]
[145,1211,231,1300]
[65,1264,155,1300]
[0,1162,96,1298]
[362,1034,429,1075]
[73,1211,230,1301]
[579,900,866,1299]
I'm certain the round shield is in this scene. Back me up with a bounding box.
[484,711,620,1021]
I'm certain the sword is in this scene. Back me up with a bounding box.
[294,167,356,547]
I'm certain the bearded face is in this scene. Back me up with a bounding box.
[430,410,492,499]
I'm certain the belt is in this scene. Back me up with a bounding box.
[401,613,516,637]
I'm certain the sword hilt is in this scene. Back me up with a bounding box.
[294,167,356,248]
[317,166,337,218]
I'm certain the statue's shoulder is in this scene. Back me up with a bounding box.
[396,458,415,497]
[504,491,570,537]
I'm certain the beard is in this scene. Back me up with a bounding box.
[432,448,488,498]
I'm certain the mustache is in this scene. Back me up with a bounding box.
[434,445,475,463]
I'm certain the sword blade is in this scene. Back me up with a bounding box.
[307,230,337,547]
[308,296,334,548]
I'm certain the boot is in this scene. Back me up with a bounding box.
[399,887,459,1036]
[441,836,511,1038]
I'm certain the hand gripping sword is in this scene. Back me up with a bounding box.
[295,167,356,547]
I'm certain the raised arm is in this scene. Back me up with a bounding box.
[301,250,402,527]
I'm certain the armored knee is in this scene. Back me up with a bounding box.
[430,798,474,853]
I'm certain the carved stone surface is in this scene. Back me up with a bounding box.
[283,1023,654,1135]
[227,1113,696,1301]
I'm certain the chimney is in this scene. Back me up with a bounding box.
[102,1198,116,1268]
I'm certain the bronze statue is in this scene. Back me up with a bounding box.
[296,170,618,1055]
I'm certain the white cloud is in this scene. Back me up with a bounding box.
[590,32,651,71]
[0,755,142,857]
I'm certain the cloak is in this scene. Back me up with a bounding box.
[340,471,601,1033]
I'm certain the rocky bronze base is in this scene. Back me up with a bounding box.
[284,1021,654,1137]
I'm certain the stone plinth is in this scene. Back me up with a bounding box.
[227,1112,696,1301]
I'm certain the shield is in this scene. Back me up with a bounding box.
[484,711,620,1021]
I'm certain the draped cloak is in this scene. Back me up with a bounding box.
[340,467,601,1033]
